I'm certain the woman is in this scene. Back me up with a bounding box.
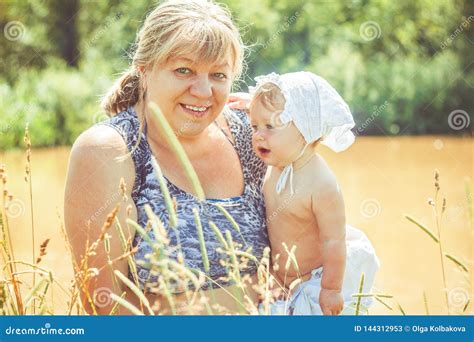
[64,0,268,315]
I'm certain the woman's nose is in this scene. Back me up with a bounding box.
[190,74,212,98]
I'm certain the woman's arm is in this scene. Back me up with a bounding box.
[64,125,140,315]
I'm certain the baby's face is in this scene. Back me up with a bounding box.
[249,100,306,168]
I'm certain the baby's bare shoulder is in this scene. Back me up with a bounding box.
[302,155,343,209]
[304,155,338,188]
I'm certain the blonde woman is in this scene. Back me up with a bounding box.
[64,0,268,315]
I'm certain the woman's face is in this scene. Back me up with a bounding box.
[143,54,233,137]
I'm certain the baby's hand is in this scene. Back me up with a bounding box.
[319,288,344,315]
[227,92,251,111]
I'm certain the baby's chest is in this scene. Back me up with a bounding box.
[263,181,313,222]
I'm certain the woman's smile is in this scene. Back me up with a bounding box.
[179,103,212,119]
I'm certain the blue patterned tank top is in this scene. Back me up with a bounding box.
[101,107,269,292]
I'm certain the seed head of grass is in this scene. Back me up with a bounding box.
[35,238,50,264]
[119,178,128,202]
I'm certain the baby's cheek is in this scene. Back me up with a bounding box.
[268,136,284,154]
[250,137,259,152]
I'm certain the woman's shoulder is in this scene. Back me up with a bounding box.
[68,124,135,185]
[72,124,128,156]
[72,107,140,158]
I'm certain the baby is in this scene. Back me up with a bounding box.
[229,72,379,315]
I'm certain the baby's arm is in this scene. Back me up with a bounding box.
[311,175,347,315]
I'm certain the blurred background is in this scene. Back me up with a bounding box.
[0,0,472,315]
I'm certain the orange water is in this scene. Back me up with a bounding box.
[1,136,472,314]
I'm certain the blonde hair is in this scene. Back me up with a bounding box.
[251,82,321,151]
[251,82,286,114]
[101,0,246,115]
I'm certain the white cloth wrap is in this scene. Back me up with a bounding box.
[250,71,356,195]
[259,226,380,315]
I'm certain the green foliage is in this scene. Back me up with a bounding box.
[0,0,472,149]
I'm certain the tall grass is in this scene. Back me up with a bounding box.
[404,171,472,315]
[0,113,471,315]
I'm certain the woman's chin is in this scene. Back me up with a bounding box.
[172,119,211,137]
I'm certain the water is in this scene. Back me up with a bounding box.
[1,136,472,314]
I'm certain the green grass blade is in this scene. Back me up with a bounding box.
[214,204,241,233]
[375,296,393,311]
[209,221,229,250]
[24,277,47,309]
[444,253,469,273]
[109,293,144,315]
[151,157,178,227]
[355,273,364,316]
[225,230,242,283]
[114,270,154,315]
[404,214,439,243]
[397,302,406,315]
[114,217,139,285]
[423,291,429,315]
[193,208,210,274]
[464,178,473,229]
[109,291,127,315]
[126,219,161,255]
[462,299,470,313]
[149,102,205,200]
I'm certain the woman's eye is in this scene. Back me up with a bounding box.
[176,67,192,75]
[251,125,258,131]
[213,72,227,80]
[266,124,274,130]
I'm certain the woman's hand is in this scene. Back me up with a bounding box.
[227,92,252,111]
[319,288,344,315]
